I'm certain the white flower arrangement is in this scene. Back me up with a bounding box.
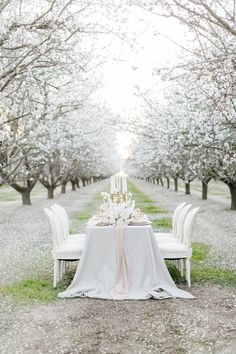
[87,191,149,227]
[98,191,136,226]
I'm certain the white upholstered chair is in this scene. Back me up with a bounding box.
[158,207,199,287]
[155,203,191,243]
[44,208,84,288]
[51,204,85,244]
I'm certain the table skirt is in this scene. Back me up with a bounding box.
[58,225,194,300]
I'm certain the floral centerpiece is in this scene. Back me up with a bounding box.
[88,190,148,226]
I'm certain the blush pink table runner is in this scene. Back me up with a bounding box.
[111,226,132,299]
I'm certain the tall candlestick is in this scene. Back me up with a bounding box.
[111,176,115,193]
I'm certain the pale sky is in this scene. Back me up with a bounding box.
[97,7,187,112]
[95,6,188,159]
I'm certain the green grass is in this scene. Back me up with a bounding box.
[70,185,110,233]
[128,180,167,214]
[167,242,236,288]
[192,242,211,261]
[191,266,236,287]
[210,191,228,196]
[134,195,155,204]
[0,182,52,202]
[175,349,187,354]
[152,217,172,230]
[0,193,19,201]
[170,179,230,199]
[0,278,63,303]
[167,262,236,288]
[128,181,155,203]
[190,186,228,197]
[72,211,93,221]
[166,262,182,283]
[0,268,77,303]
[141,204,166,213]
[191,242,236,287]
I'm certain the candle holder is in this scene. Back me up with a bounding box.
[110,191,128,203]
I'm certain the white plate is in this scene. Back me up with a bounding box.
[128,220,152,226]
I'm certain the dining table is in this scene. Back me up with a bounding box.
[58,224,194,300]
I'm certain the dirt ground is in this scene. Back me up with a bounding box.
[0,284,235,354]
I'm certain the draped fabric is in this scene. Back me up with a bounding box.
[110,226,132,299]
[58,225,194,300]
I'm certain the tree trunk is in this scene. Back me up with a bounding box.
[185,182,190,195]
[174,178,178,192]
[47,187,55,199]
[20,190,31,205]
[71,180,76,191]
[166,177,170,189]
[82,178,86,187]
[39,179,58,199]
[227,183,236,210]
[76,178,80,188]
[156,178,160,185]
[61,182,67,194]
[202,180,208,200]
[160,178,164,186]
[11,180,38,206]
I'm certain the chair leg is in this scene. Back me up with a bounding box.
[185,258,191,287]
[59,261,63,280]
[177,259,180,271]
[64,261,68,273]
[63,261,66,275]
[60,261,64,282]
[179,259,184,277]
[53,260,59,288]
[57,260,62,282]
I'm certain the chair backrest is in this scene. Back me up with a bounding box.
[172,202,187,236]
[51,204,69,240]
[53,204,69,225]
[183,207,200,249]
[44,208,62,248]
[52,210,67,244]
[176,204,192,241]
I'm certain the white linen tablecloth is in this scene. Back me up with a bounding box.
[58,225,194,300]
